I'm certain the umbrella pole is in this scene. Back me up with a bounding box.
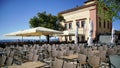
[46,35,49,43]
[39,36,40,44]
[22,36,23,45]
[22,36,23,42]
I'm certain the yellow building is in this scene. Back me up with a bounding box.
[59,0,112,42]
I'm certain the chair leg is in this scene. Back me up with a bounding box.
[84,64,86,68]
[83,64,85,68]
[79,64,82,68]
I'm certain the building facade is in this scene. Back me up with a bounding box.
[59,0,112,42]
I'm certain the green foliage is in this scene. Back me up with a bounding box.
[29,11,65,31]
[97,0,120,21]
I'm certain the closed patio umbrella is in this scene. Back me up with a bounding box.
[75,22,78,45]
[111,28,115,45]
[87,20,93,46]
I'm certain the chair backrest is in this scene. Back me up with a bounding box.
[100,50,107,62]
[32,45,36,49]
[92,50,100,56]
[18,46,22,51]
[33,54,39,61]
[117,47,120,54]
[103,45,108,51]
[69,50,74,55]
[58,51,64,58]
[83,49,88,55]
[6,50,11,57]
[52,58,57,68]
[48,46,51,52]
[33,50,38,55]
[63,50,67,56]
[63,61,67,68]
[36,45,39,49]
[29,48,34,53]
[6,57,13,66]
[63,62,77,68]
[76,47,80,53]
[28,53,34,61]
[22,46,27,51]
[87,48,92,52]
[88,56,100,68]
[66,49,70,56]
[80,46,85,54]
[98,46,103,51]
[0,47,3,51]
[87,51,94,57]
[78,54,87,63]
[10,51,14,57]
[53,50,58,58]
[0,55,7,65]
[92,46,97,50]
[107,48,116,55]
[56,59,63,68]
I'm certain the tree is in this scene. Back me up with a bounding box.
[97,0,120,21]
[29,11,65,31]
[29,11,65,42]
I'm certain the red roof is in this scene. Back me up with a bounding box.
[59,3,96,15]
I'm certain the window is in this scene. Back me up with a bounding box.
[69,36,72,41]
[81,36,85,41]
[76,22,80,28]
[104,20,106,28]
[99,18,101,27]
[107,22,109,29]
[65,23,67,30]
[81,21,85,28]
[69,23,72,29]
[65,36,68,42]
[99,22,101,28]
[109,23,111,29]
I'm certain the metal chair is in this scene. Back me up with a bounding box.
[6,57,13,66]
[0,55,7,66]
[88,56,100,68]
[33,54,39,61]
[78,54,87,68]
[53,58,63,68]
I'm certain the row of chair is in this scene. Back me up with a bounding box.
[0,43,120,68]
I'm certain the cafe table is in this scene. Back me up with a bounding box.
[109,55,120,68]
[8,65,23,68]
[8,61,46,68]
[60,54,78,68]
[22,61,46,68]
[60,54,78,62]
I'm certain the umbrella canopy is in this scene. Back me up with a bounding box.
[21,27,62,36]
[5,27,62,36]
[4,31,23,36]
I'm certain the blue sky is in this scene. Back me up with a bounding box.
[0,0,120,40]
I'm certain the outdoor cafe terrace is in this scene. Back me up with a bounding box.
[0,43,120,68]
